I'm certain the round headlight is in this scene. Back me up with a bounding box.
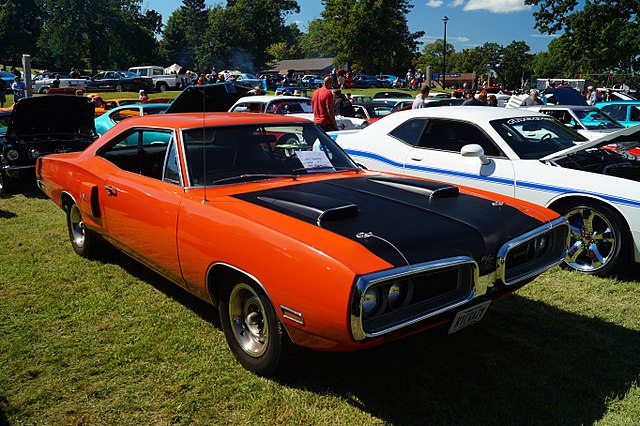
[387,280,413,310]
[6,149,19,161]
[29,148,40,159]
[362,287,385,319]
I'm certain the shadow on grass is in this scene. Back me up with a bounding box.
[278,296,640,426]
[0,180,47,199]
[105,252,639,425]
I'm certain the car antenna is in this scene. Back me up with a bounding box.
[201,85,208,203]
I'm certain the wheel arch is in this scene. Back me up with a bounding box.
[59,190,77,212]
[206,262,296,342]
[205,262,271,309]
[546,193,630,232]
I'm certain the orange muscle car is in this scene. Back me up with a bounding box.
[36,112,569,376]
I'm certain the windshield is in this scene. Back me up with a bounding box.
[182,123,358,186]
[574,109,623,130]
[119,71,138,78]
[490,116,588,159]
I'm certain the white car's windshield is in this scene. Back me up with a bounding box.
[182,123,358,186]
[490,116,587,159]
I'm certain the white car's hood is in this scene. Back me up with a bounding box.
[540,125,640,161]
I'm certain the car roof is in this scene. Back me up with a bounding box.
[235,95,311,103]
[360,106,547,132]
[536,105,599,112]
[115,112,312,130]
[598,100,640,105]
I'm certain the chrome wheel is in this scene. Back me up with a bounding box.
[228,283,269,357]
[68,204,86,249]
[564,206,616,273]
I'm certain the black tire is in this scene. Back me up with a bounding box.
[114,84,123,92]
[157,82,168,92]
[0,173,14,194]
[66,202,100,258]
[555,200,631,277]
[219,280,285,377]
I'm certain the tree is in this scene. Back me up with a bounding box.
[159,12,189,67]
[298,19,334,58]
[321,0,423,75]
[416,39,456,76]
[496,41,532,89]
[36,0,161,72]
[0,0,43,64]
[201,0,300,71]
[525,0,640,76]
[456,42,501,76]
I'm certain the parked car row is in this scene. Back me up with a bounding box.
[4,82,640,378]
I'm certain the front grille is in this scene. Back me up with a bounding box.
[351,257,477,340]
[497,217,569,285]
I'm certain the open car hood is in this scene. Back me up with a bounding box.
[540,125,640,161]
[7,95,95,140]
[165,82,251,114]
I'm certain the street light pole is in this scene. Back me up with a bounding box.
[442,16,449,90]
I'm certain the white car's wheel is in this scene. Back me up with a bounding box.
[558,201,631,276]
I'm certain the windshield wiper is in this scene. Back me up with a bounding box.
[292,166,361,174]
[212,173,297,185]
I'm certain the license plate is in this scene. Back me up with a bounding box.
[448,300,491,334]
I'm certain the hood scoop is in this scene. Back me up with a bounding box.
[368,176,459,198]
[257,190,358,226]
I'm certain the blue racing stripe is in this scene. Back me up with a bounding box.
[344,148,640,208]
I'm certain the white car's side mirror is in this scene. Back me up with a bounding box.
[461,144,491,165]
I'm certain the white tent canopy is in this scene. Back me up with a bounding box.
[164,63,184,74]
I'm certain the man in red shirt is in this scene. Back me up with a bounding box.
[312,76,338,131]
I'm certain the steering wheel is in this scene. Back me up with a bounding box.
[540,133,553,141]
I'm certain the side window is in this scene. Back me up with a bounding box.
[630,106,640,122]
[389,118,428,146]
[100,129,174,181]
[163,139,181,185]
[137,69,148,77]
[602,105,625,121]
[418,119,502,157]
[153,69,163,76]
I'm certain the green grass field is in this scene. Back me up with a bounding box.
[1,188,639,425]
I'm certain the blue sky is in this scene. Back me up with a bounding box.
[146,0,558,54]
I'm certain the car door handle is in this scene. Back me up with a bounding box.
[410,157,423,161]
[104,185,118,196]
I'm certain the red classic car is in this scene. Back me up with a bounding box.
[36,113,569,376]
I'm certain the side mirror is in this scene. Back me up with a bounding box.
[461,144,491,165]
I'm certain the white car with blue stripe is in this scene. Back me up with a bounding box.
[332,106,640,277]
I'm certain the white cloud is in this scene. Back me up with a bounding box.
[463,0,532,13]
[426,0,444,7]
[450,0,465,6]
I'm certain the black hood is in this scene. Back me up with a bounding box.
[234,176,545,272]
[7,95,96,140]
[165,82,251,114]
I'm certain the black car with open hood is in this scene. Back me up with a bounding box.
[0,95,97,192]
[165,82,251,114]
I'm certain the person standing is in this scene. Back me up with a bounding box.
[586,85,598,106]
[312,77,338,131]
[462,91,483,106]
[50,74,61,88]
[333,89,355,117]
[412,84,430,109]
[520,89,544,106]
[11,76,26,102]
[0,78,6,107]
[138,90,149,102]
